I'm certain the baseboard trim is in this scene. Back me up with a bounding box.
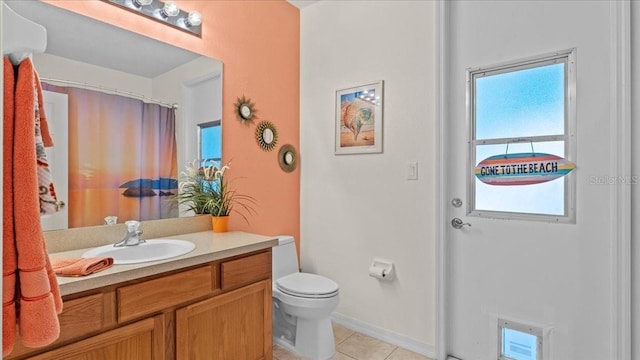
[331,312,436,358]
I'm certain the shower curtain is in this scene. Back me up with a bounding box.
[42,83,178,228]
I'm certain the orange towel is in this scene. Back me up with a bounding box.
[3,56,18,357]
[3,57,63,355]
[51,257,114,277]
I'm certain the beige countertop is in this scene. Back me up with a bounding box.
[50,231,278,296]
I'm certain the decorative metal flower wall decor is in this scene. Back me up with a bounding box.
[234,95,257,125]
[278,144,298,173]
[255,121,278,152]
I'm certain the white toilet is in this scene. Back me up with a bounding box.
[272,235,339,360]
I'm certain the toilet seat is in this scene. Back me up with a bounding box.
[276,273,339,299]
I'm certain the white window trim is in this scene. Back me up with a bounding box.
[466,48,577,223]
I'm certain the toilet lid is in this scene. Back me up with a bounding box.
[276,273,339,299]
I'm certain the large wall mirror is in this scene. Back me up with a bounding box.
[5,1,223,231]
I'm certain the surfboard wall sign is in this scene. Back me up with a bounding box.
[475,153,575,186]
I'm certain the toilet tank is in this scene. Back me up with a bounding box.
[272,235,299,280]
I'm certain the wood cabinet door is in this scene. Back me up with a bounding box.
[6,292,116,359]
[29,315,165,360]
[176,280,272,360]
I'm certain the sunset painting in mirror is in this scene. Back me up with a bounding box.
[43,83,179,228]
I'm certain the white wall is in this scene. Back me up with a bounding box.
[632,2,639,359]
[152,57,223,171]
[300,0,436,354]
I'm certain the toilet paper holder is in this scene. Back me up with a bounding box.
[369,258,395,280]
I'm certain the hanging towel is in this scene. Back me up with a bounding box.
[34,69,60,215]
[2,57,63,355]
[51,257,114,277]
[3,56,18,357]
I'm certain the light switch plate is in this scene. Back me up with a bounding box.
[407,161,418,180]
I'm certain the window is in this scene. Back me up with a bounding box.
[198,120,221,163]
[498,319,543,360]
[469,50,576,222]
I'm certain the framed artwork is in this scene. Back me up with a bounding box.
[335,80,384,154]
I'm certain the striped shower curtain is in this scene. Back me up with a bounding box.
[42,83,178,228]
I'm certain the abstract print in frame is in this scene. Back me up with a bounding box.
[335,80,383,154]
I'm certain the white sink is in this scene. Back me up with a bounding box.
[81,239,196,265]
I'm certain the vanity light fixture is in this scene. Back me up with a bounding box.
[131,0,152,8]
[177,10,202,29]
[106,0,202,37]
[158,1,179,18]
[185,11,202,27]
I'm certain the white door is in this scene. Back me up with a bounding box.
[440,1,630,360]
[631,3,640,359]
[41,90,68,231]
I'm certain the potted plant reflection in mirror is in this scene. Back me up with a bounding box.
[173,160,256,232]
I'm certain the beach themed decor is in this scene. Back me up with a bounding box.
[475,153,575,186]
[335,81,383,154]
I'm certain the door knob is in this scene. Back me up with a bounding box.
[451,218,471,229]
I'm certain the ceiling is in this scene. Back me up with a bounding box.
[4,0,200,78]
[5,0,320,77]
[288,0,320,9]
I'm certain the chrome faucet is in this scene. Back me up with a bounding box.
[114,220,145,247]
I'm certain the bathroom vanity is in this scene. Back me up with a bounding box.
[5,230,277,360]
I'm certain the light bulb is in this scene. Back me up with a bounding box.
[161,1,180,17]
[186,11,202,27]
[133,0,152,7]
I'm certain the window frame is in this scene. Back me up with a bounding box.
[466,49,576,223]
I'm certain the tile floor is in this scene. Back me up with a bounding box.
[272,323,434,360]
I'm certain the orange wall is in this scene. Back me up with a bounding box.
[45,1,301,244]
